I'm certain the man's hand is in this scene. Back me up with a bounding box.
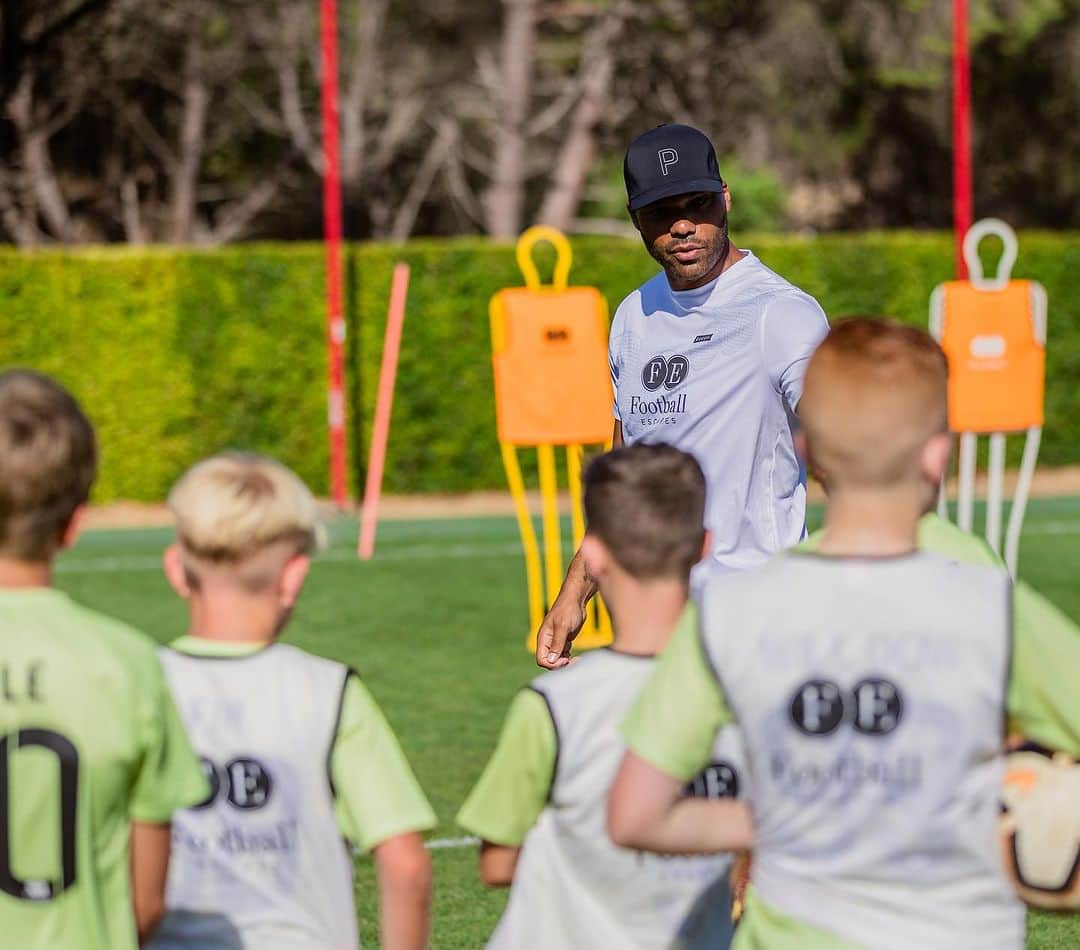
[535,592,588,669]
[535,548,598,668]
[535,422,620,669]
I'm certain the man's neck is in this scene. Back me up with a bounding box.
[602,575,688,656]
[817,486,924,557]
[0,558,52,588]
[184,592,281,644]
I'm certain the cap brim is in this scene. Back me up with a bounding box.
[627,179,726,212]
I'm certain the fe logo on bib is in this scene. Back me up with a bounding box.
[789,677,904,737]
[193,755,274,810]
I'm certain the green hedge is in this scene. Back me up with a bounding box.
[1,233,1077,500]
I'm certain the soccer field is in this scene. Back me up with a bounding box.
[56,496,1080,949]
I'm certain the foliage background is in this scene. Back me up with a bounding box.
[1,232,1076,500]
[3,1,1078,245]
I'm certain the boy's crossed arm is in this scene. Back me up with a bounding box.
[608,755,753,855]
[607,611,754,855]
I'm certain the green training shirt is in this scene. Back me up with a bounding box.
[168,636,437,850]
[623,516,1080,949]
[0,589,209,950]
[456,688,556,846]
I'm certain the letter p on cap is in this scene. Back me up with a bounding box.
[658,148,679,176]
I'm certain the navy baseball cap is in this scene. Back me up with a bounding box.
[624,124,725,211]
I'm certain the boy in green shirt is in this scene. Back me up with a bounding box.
[609,319,1079,949]
[150,452,435,950]
[0,369,208,949]
[459,443,751,949]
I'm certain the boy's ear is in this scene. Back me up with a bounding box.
[59,504,87,551]
[579,534,610,581]
[723,183,732,213]
[627,204,641,232]
[921,431,953,486]
[279,554,311,609]
[162,544,192,598]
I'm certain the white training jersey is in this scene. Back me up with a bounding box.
[609,252,828,576]
[490,648,747,950]
[699,551,1025,950]
[152,645,358,950]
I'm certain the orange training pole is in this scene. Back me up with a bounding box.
[358,263,410,559]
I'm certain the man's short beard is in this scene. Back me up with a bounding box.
[652,214,731,285]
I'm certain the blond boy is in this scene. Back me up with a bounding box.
[458,443,750,948]
[609,318,1080,949]
[149,453,434,950]
[0,369,207,949]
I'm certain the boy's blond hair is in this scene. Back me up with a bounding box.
[168,452,324,589]
[800,317,949,491]
[0,369,97,561]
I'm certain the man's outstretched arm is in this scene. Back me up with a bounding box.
[534,422,622,669]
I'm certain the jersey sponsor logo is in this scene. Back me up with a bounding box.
[789,677,904,737]
[658,148,679,176]
[629,392,687,421]
[641,353,690,391]
[684,760,739,799]
[780,676,917,796]
[195,755,274,810]
[544,327,570,342]
[769,749,923,795]
[790,680,845,736]
[693,333,713,344]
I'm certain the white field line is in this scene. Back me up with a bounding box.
[53,519,1080,575]
[349,835,477,860]
[426,835,479,851]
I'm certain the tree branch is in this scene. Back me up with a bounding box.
[205,176,281,245]
[389,118,456,241]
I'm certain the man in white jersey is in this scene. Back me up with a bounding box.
[458,444,751,949]
[609,319,1080,949]
[149,453,435,950]
[537,123,829,669]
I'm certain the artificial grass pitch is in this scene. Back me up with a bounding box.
[55,496,1080,948]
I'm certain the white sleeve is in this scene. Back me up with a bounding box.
[760,294,829,412]
[608,307,625,421]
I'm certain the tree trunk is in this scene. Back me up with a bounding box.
[121,176,148,244]
[341,0,387,185]
[169,39,209,244]
[9,72,72,241]
[484,0,535,238]
[536,17,620,234]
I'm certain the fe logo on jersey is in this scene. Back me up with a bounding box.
[789,677,904,737]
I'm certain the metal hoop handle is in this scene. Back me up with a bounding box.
[516,226,573,291]
[963,218,1018,290]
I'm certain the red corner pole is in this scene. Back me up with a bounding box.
[321,0,348,507]
[952,0,972,279]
